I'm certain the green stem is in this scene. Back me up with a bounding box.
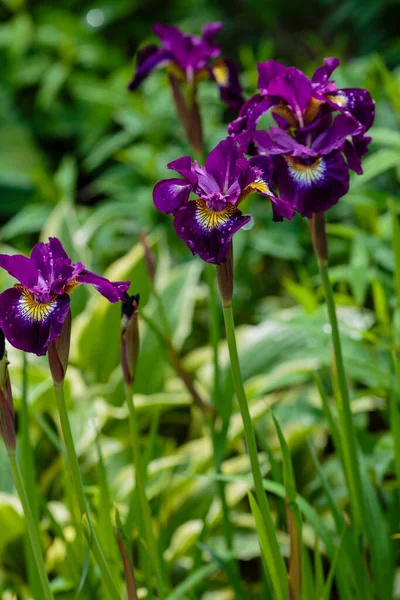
[9,453,54,600]
[390,350,400,483]
[221,304,288,600]
[206,265,244,597]
[317,259,366,530]
[125,383,166,599]
[54,384,121,599]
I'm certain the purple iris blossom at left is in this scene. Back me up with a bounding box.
[128,23,244,109]
[228,58,375,216]
[0,238,130,356]
[153,137,294,264]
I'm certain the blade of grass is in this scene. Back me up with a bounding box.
[272,413,302,600]
[166,564,218,600]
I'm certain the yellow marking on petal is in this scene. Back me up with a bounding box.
[304,97,322,124]
[286,156,325,186]
[16,285,57,323]
[64,278,80,295]
[239,178,272,203]
[271,102,297,127]
[212,61,229,86]
[195,200,236,230]
[327,93,347,108]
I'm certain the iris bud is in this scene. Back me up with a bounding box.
[0,329,15,453]
[48,309,72,387]
[121,295,140,387]
[140,230,156,284]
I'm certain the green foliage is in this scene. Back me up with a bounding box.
[1,0,400,598]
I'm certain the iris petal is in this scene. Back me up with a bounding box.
[153,178,192,214]
[0,254,38,289]
[76,271,129,302]
[273,150,349,217]
[173,200,250,264]
[0,286,70,356]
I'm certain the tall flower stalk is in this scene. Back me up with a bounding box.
[228,57,375,532]
[310,214,366,530]
[0,238,129,597]
[216,248,288,600]
[0,331,54,600]
[153,138,293,595]
[121,294,167,598]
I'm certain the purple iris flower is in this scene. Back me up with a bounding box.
[0,238,130,356]
[128,23,244,109]
[228,58,375,216]
[153,137,294,264]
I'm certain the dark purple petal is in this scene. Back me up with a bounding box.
[254,129,316,159]
[76,271,130,303]
[0,286,71,356]
[202,22,224,43]
[0,254,38,289]
[153,178,192,214]
[173,200,250,264]
[204,137,244,192]
[30,238,83,296]
[152,24,186,52]
[311,57,340,86]
[258,60,287,92]
[273,150,349,217]
[228,94,278,153]
[267,67,312,117]
[343,134,372,174]
[167,156,198,186]
[128,45,172,91]
[325,89,375,131]
[209,59,244,109]
[312,114,362,155]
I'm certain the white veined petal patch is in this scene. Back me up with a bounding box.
[16,285,57,323]
[285,156,326,187]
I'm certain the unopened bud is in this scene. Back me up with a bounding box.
[121,295,140,387]
[216,244,233,308]
[0,329,15,453]
[48,310,71,387]
[140,230,156,284]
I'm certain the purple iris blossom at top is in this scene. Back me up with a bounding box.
[153,137,294,264]
[254,113,362,216]
[228,58,375,216]
[128,23,244,109]
[0,238,130,356]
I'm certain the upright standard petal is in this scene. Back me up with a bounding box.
[0,254,38,289]
[257,60,287,92]
[173,201,250,263]
[153,178,192,214]
[0,286,71,356]
[76,271,130,303]
[273,150,349,217]
[204,137,243,192]
[311,57,340,87]
[267,66,313,119]
[202,22,224,43]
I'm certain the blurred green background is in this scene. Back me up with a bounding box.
[1,0,400,598]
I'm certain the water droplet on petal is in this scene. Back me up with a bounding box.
[181,227,185,233]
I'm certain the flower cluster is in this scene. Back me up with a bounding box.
[0,238,130,356]
[129,22,243,109]
[228,58,375,216]
[153,137,294,263]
